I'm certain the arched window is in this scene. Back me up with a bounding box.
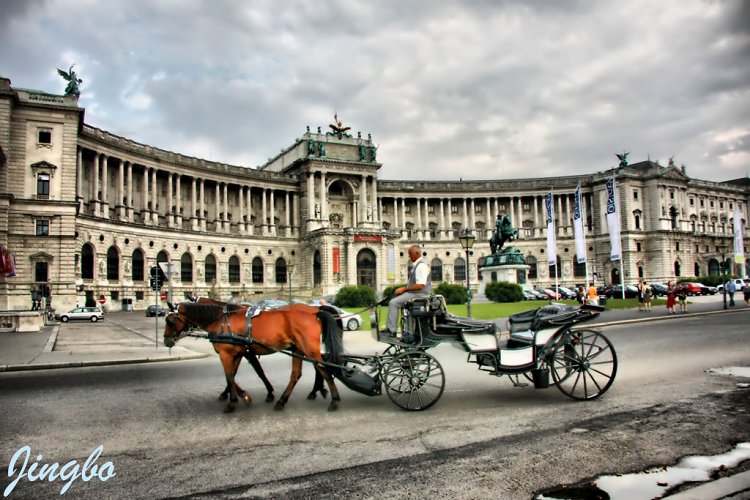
[205,255,217,283]
[252,257,264,284]
[131,249,145,282]
[454,257,466,282]
[694,262,701,277]
[275,258,287,284]
[81,243,95,280]
[549,256,561,279]
[634,214,641,230]
[156,251,169,265]
[106,246,119,280]
[181,253,193,283]
[638,266,644,278]
[228,256,240,283]
[573,256,586,277]
[527,256,537,279]
[430,258,443,282]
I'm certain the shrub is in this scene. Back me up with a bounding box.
[485,281,524,303]
[335,285,377,308]
[434,283,468,304]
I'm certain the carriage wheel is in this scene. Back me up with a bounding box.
[549,329,617,400]
[383,351,445,411]
[382,344,405,357]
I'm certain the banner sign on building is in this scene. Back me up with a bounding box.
[544,192,556,266]
[606,176,621,261]
[387,245,395,280]
[573,183,586,264]
[734,207,745,264]
[332,247,340,274]
[353,234,382,242]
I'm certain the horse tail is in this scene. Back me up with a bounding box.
[317,306,344,371]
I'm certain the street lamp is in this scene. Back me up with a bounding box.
[458,228,476,317]
[719,247,727,310]
[287,261,294,303]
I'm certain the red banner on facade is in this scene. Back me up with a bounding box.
[332,247,340,273]
[353,234,382,242]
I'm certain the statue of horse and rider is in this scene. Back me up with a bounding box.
[489,214,517,254]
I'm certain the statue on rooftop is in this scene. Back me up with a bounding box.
[616,151,629,169]
[57,64,82,98]
[328,112,352,138]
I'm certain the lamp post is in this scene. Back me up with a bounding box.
[458,228,476,318]
[720,248,727,310]
[287,261,294,303]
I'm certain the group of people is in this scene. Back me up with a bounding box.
[663,281,689,314]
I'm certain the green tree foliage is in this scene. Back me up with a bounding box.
[485,281,524,303]
[434,282,468,304]
[335,285,377,307]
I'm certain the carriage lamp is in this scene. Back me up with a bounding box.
[459,229,476,318]
[287,261,295,303]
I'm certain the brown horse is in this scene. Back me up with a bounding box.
[191,298,277,403]
[164,302,343,413]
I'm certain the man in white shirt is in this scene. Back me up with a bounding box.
[384,244,432,342]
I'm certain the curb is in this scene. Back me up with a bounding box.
[0,351,209,372]
[665,469,750,499]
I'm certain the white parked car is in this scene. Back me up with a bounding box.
[56,306,104,322]
[327,305,362,331]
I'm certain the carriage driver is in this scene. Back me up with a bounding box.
[384,244,432,342]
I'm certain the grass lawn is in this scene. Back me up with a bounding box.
[344,297,665,331]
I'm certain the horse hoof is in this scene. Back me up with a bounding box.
[328,401,339,412]
[218,393,228,401]
[320,388,329,399]
[306,392,317,400]
[242,394,252,406]
[223,405,235,413]
[273,402,286,411]
[265,394,275,403]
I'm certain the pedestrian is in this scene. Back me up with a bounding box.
[30,287,38,311]
[576,286,586,306]
[637,279,645,311]
[643,282,652,311]
[743,282,750,308]
[587,282,598,306]
[665,281,676,314]
[725,279,736,307]
[677,283,688,313]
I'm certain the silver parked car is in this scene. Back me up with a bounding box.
[56,306,104,322]
[327,305,362,331]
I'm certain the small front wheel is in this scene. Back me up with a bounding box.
[61,316,69,322]
[347,318,359,331]
[550,329,617,400]
[90,316,98,322]
[383,351,445,411]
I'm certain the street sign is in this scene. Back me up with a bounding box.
[160,292,167,301]
[99,297,106,305]
[158,262,175,280]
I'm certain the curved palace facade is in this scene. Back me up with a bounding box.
[1,77,748,311]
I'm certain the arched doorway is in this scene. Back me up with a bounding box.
[357,249,377,288]
[610,267,620,285]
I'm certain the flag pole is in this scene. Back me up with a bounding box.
[553,188,559,298]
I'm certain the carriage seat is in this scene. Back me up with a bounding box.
[507,304,570,348]
[405,294,448,318]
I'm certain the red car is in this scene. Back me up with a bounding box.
[684,282,704,296]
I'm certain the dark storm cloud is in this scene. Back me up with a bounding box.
[1,0,747,181]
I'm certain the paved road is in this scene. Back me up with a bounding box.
[0,308,748,499]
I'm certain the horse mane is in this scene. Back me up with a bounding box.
[181,303,226,325]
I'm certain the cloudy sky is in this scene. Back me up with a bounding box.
[2,0,749,182]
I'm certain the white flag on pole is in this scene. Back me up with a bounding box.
[734,207,745,264]
[545,191,556,266]
[606,176,621,261]
[573,183,586,264]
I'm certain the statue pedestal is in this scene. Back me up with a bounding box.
[477,264,531,297]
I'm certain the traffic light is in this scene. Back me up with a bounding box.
[149,266,166,291]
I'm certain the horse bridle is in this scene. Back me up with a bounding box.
[164,310,202,342]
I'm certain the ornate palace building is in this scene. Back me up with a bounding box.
[1,76,748,312]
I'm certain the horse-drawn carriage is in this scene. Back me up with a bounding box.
[164,294,617,413]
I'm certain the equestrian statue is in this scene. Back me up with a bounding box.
[489,214,517,254]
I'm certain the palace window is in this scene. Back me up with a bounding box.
[35,219,49,236]
[636,242,642,252]
[252,257,264,283]
[527,256,537,279]
[454,257,466,282]
[205,255,217,283]
[228,256,240,283]
[275,258,287,284]
[689,198,694,206]
[37,128,52,145]
[181,253,193,283]
[430,258,443,282]
[451,204,459,214]
[475,205,483,214]
[427,204,435,214]
[37,173,50,199]
[633,190,639,200]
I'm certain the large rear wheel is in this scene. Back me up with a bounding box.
[550,329,617,400]
[383,351,445,411]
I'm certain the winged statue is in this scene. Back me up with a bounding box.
[615,151,629,168]
[57,65,82,97]
[328,113,351,137]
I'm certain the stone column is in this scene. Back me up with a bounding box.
[142,166,149,224]
[151,168,158,224]
[175,174,182,227]
[400,198,406,239]
[416,198,422,240]
[370,176,378,222]
[292,192,298,236]
[285,191,291,237]
[462,198,468,232]
[191,177,198,231]
[261,188,268,235]
[517,197,523,239]
[470,198,476,236]
[101,154,109,218]
[76,148,83,212]
[200,179,206,231]
[509,196,515,231]
[127,162,134,222]
[307,173,314,221]
[557,194,563,236]
[117,159,125,221]
[533,195,539,237]
[393,198,399,230]
[247,186,254,235]
[320,172,328,223]
[214,182,221,232]
[92,152,100,216]
[269,189,276,236]
[238,185,245,233]
[167,173,174,227]
[223,182,229,231]
[564,193,571,236]
[485,198,491,239]
[359,174,367,223]
[440,198,445,240]
[447,199,453,237]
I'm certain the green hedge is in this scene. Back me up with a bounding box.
[335,285,377,307]
[485,281,524,303]
[381,284,405,302]
[434,283,468,304]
